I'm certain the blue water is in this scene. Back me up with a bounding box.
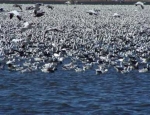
[1,69,150,115]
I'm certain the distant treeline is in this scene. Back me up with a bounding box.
[0,0,149,4]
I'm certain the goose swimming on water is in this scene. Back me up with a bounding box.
[96,65,108,75]
[138,64,150,73]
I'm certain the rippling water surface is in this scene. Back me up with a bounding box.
[1,3,150,114]
[1,70,150,115]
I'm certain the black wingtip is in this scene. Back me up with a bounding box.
[16,15,22,21]
[9,13,14,19]
[141,5,144,9]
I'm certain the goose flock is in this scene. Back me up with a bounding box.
[0,2,150,74]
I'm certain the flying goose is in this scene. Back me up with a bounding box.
[13,4,22,11]
[34,8,45,17]
[0,8,4,12]
[113,13,120,17]
[135,1,144,9]
[46,5,54,10]
[65,1,71,5]
[86,10,98,15]
[8,10,22,21]
[21,21,35,32]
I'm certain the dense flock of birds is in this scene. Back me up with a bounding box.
[0,2,150,75]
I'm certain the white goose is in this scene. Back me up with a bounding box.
[135,1,144,9]
[8,10,22,21]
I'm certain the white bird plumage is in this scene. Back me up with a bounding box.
[113,13,120,17]
[8,10,22,21]
[23,21,29,28]
[135,1,144,9]
[86,10,98,15]
[21,21,35,32]
[8,10,20,16]
[65,1,71,5]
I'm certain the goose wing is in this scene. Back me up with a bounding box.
[9,13,14,19]
[16,15,22,21]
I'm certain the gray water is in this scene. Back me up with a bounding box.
[1,70,150,115]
